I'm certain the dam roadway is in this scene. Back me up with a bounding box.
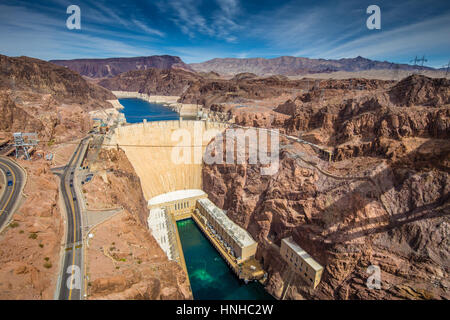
[0,157,26,232]
[55,137,89,300]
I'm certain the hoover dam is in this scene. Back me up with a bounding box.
[106,97,275,299]
[108,119,228,200]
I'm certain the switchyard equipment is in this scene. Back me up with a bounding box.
[13,132,39,160]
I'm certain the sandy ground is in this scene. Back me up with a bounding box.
[48,141,78,167]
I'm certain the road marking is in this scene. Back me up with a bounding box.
[0,161,17,220]
[66,148,79,300]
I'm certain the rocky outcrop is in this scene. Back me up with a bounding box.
[50,55,192,79]
[202,74,449,300]
[203,138,449,300]
[84,148,191,300]
[98,68,202,97]
[0,54,115,142]
[98,67,309,108]
[83,149,149,226]
[388,75,450,107]
[0,55,114,103]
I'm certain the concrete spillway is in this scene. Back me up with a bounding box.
[108,120,227,200]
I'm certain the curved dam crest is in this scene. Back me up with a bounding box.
[108,120,228,200]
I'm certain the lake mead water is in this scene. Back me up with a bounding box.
[177,219,274,300]
[118,98,179,123]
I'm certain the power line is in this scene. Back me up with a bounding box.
[418,55,428,67]
[443,60,450,77]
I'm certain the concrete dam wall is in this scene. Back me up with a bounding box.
[108,120,228,200]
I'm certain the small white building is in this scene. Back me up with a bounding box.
[280,236,323,289]
[148,189,207,220]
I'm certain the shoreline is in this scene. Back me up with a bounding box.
[111,91,201,118]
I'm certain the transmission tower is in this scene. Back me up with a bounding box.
[410,56,419,75]
[410,55,427,75]
[410,56,419,66]
[13,132,39,160]
[442,60,450,78]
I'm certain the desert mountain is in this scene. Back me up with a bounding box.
[0,54,115,142]
[98,68,203,96]
[98,67,316,107]
[50,55,192,79]
[190,56,437,76]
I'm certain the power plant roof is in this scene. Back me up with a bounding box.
[282,236,323,272]
[197,198,256,248]
[148,189,206,207]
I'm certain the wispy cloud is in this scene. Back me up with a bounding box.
[0,4,160,59]
[132,19,165,37]
[158,0,242,42]
[319,13,450,60]
[0,0,449,66]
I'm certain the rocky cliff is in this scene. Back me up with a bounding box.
[202,74,449,300]
[98,67,311,108]
[83,148,191,300]
[98,68,202,97]
[0,54,115,142]
[50,55,192,79]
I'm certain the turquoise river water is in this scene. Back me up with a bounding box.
[177,219,273,300]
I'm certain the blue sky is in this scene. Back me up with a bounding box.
[0,0,449,67]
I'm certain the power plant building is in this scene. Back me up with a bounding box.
[280,236,323,289]
[148,189,207,221]
[196,198,257,262]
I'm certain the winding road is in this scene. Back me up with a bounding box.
[0,157,26,232]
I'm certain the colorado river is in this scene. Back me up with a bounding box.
[177,219,274,300]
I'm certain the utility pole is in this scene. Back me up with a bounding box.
[417,55,428,74]
[418,56,428,75]
[410,55,427,75]
[418,55,428,67]
[410,56,419,75]
[442,60,450,78]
